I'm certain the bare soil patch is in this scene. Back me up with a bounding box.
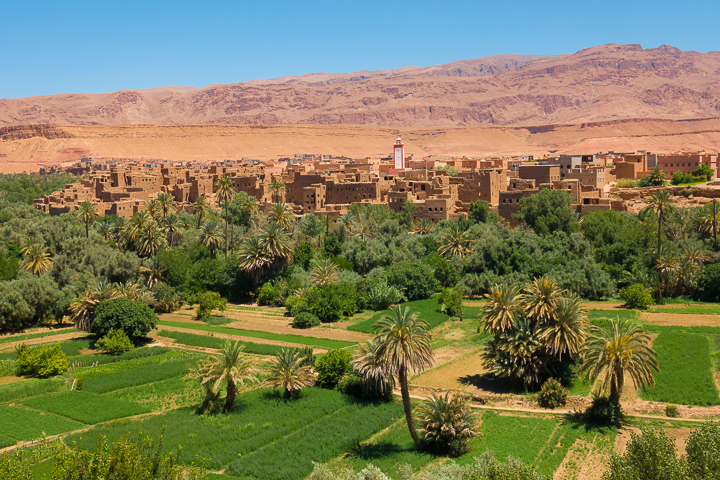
[639,311,720,327]
[553,438,609,480]
[583,302,625,310]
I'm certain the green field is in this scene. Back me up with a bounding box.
[348,298,450,334]
[68,388,403,480]
[0,327,77,345]
[158,330,286,356]
[81,358,196,393]
[0,405,83,441]
[648,305,720,315]
[158,320,354,349]
[24,390,151,424]
[642,332,720,406]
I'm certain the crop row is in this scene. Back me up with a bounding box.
[158,330,287,356]
[349,298,450,334]
[24,390,151,424]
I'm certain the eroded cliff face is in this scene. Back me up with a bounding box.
[1,44,719,128]
[0,125,74,141]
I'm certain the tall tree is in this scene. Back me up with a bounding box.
[193,196,211,228]
[480,284,524,335]
[374,306,434,449]
[311,257,339,286]
[579,318,659,405]
[155,192,177,220]
[269,178,285,203]
[692,200,720,251]
[646,190,675,257]
[538,295,587,360]
[199,221,224,259]
[21,244,52,276]
[268,202,295,231]
[136,221,168,257]
[191,341,259,412]
[437,222,474,258]
[215,175,237,259]
[75,201,99,238]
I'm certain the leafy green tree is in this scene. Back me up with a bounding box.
[397,201,417,229]
[438,287,463,319]
[603,429,687,480]
[190,340,259,412]
[374,306,434,449]
[293,241,315,270]
[694,263,720,302]
[297,214,324,237]
[92,298,158,340]
[468,199,491,224]
[693,163,715,181]
[305,282,359,323]
[686,422,720,479]
[619,283,654,309]
[315,349,352,389]
[579,319,659,405]
[515,189,580,235]
[195,291,227,319]
[15,343,68,377]
[386,260,438,301]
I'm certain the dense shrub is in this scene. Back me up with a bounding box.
[424,252,460,288]
[686,422,720,479]
[665,405,680,418]
[385,260,438,301]
[365,279,404,310]
[285,295,309,317]
[92,298,158,340]
[257,282,282,306]
[514,189,580,235]
[619,283,654,309]
[292,312,320,329]
[152,283,183,313]
[315,349,352,389]
[305,282,359,323]
[438,288,463,318]
[468,199,491,224]
[337,373,364,397]
[537,378,568,409]
[293,241,316,270]
[694,264,720,302]
[585,394,623,426]
[15,343,68,377]
[195,291,227,319]
[94,328,134,354]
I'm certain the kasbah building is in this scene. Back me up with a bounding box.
[34,137,720,223]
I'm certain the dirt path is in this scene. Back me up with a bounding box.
[156,325,329,352]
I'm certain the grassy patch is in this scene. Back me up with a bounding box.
[68,346,173,368]
[24,390,151,423]
[0,378,68,403]
[0,433,15,448]
[0,405,83,441]
[642,332,720,406]
[72,351,192,379]
[158,321,354,349]
[158,330,286,356]
[588,309,640,324]
[82,358,196,394]
[647,305,720,315]
[59,337,94,357]
[68,388,402,479]
[0,327,77,345]
[348,298,449,334]
[104,375,204,411]
[204,316,233,326]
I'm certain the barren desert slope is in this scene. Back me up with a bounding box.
[3,118,720,172]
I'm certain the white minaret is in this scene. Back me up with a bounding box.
[394,137,405,170]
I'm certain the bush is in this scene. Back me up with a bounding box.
[366,279,404,311]
[92,298,158,340]
[537,378,568,409]
[585,394,623,426]
[694,264,720,302]
[424,252,460,288]
[15,343,68,377]
[686,422,720,479]
[619,283,654,309]
[305,282,359,323]
[153,283,183,313]
[418,393,477,457]
[257,281,282,306]
[385,260,438,301]
[195,291,227,319]
[693,162,715,181]
[315,349,352,389]
[293,312,320,329]
[438,288,463,319]
[94,329,134,354]
[616,178,638,188]
[337,373,364,397]
[285,295,309,317]
[665,405,680,418]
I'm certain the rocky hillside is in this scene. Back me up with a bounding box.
[1,44,719,127]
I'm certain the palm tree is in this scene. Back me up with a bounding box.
[311,257,339,286]
[96,220,113,241]
[263,348,315,398]
[121,212,151,247]
[269,178,285,203]
[523,276,564,325]
[193,196,211,228]
[417,392,477,452]
[692,201,719,251]
[479,284,523,335]
[162,214,183,246]
[199,221,224,259]
[353,337,393,397]
[415,218,434,235]
[69,281,121,331]
[21,244,52,276]
[353,219,375,241]
[215,175,237,259]
[237,236,271,279]
[135,220,168,257]
[257,222,293,267]
[144,198,161,220]
[646,190,675,257]
[139,258,165,289]
[191,341,260,412]
[338,212,356,231]
[437,222,474,258]
[539,296,587,360]
[646,166,667,186]
[374,306,434,449]
[579,319,659,405]
[268,203,294,231]
[74,201,99,238]
[655,247,680,297]
[155,192,177,220]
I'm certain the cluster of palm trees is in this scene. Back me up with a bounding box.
[479,278,588,391]
[479,277,659,403]
[69,280,152,331]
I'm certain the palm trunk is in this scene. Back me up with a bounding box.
[714,200,718,252]
[224,199,229,259]
[85,222,89,238]
[231,216,235,253]
[224,380,237,412]
[610,366,623,405]
[657,206,663,257]
[399,366,422,449]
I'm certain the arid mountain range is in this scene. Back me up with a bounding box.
[1,44,719,128]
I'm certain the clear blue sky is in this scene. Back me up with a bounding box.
[2,0,718,99]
